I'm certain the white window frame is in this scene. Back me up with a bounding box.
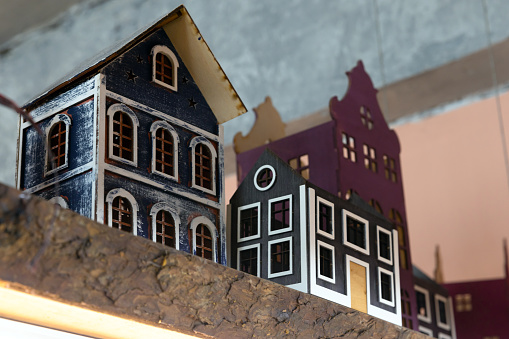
[44,114,71,176]
[150,121,179,181]
[438,333,452,339]
[378,267,395,307]
[435,294,451,331]
[105,188,139,236]
[317,240,335,284]
[189,216,217,262]
[49,196,68,209]
[237,243,261,277]
[342,209,370,255]
[189,137,217,195]
[376,226,393,265]
[107,103,139,167]
[267,236,293,278]
[268,194,293,236]
[149,202,180,250]
[418,326,433,336]
[151,45,179,92]
[316,196,334,240]
[414,285,432,323]
[253,165,276,191]
[237,202,261,242]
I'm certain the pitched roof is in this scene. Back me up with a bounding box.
[24,5,246,124]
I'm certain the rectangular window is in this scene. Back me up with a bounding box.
[237,203,260,242]
[418,327,433,336]
[316,197,334,239]
[289,154,310,179]
[383,155,397,183]
[342,132,356,162]
[268,195,292,235]
[435,295,451,330]
[343,210,369,255]
[317,240,335,283]
[377,226,392,265]
[378,268,395,306]
[455,293,472,312]
[268,237,293,278]
[415,285,431,323]
[363,144,377,173]
[238,244,260,277]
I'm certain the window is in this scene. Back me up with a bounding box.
[268,195,292,235]
[254,165,276,191]
[369,199,383,214]
[150,121,179,180]
[150,203,180,249]
[190,137,217,195]
[237,203,260,242]
[414,285,431,323]
[377,226,392,265]
[401,289,414,329]
[418,327,433,336]
[378,268,395,306]
[151,45,179,91]
[363,144,377,173]
[317,240,335,284]
[316,197,334,239]
[45,114,71,175]
[238,244,260,277]
[390,209,408,270]
[455,293,472,312]
[107,103,139,166]
[49,196,68,209]
[360,106,373,130]
[435,295,451,330]
[190,216,216,262]
[289,154,309,179]
[342,132,356,162]
[438,334,452,339]
[344,189,358,200]
[383,155,397,183]
[343,210,369,255]
[105,189,138,236]
[268,237,292,278]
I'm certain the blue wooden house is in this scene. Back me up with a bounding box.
[228,149,402,325]
[15,6,246,265]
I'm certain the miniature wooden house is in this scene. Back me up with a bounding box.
[235,61,418,329]
[15,6,246,266]
[229,149,402,325]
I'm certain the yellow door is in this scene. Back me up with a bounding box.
[350,262,367,313]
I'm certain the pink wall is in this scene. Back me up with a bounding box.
[395,91,509,282]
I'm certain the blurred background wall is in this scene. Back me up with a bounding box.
[1,0,509,283]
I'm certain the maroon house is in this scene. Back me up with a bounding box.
[236,61,418,329]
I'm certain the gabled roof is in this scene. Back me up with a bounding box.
[24,5,246,124]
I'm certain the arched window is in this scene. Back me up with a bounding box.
[190,216,217,262]
[49,196,68,209]
[105,189,138,235]
[190,137,217,195]
[107,103,139,166]
[151,45,179,92]
[45,114,71,175]
[150,121,179,180]
[150,203,180,249]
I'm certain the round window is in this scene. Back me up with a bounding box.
[253,165,276,191]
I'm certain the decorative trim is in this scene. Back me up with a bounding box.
[189,216,217,262]
[435,294,451,331]
[377,226,393,265]
[316,196,334,240]
[49,196,68,209]
[438,333,452,339]
[268,194,293,236]
[151,45,179,92]
[237,243,261,277]
[378,267,395,307]
[26,163,93,193]
[342,209,370,255]
[44,114,72,176]
[253,165,276,191]
[267,236,293,278]
[106,103,139,167]
[150,121,179,181]
[149,202,181,250]
[418,326,433,336]
[189,137,217,195]
[237,202,261,242]
[414,285,432,323]
[105,188,139,236]
[317,240,335,284]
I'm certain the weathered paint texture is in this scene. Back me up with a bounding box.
[0,184,425,338]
